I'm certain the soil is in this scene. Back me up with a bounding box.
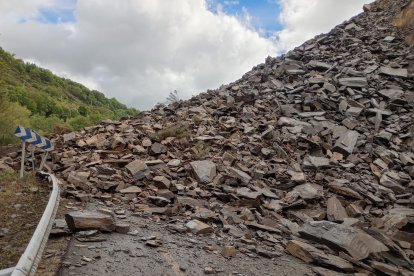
[36,198,73,276]
[0,172,50,269]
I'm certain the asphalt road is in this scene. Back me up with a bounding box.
[59,206,315,276]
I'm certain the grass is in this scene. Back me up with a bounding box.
[0,171,49,269]
[155,122,191,140]
[193,141,211,159]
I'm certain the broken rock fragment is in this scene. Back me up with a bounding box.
[287,240,354,272]
[125,159,150,180]
[153,175,171,189]
[338,77,368,88]
[185,219,213,234]
[293,183,324,200]
[379,67,408,78]
[190,160,216,184]
[299,221,388,260]
[303,156,330,169]
[65,211,115,232]
[327,196,348,222]
[119,186,142,194]
[227,167,252,185]
[333,130,359,156]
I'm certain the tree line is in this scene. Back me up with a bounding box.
[0,47,138,145]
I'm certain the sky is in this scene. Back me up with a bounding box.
[0,0,372,110]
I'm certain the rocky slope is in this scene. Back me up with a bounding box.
[2,0,414,275]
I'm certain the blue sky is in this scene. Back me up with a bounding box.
[34,0,77,24]
[208,0,283,37]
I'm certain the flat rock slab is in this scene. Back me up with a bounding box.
[379,67,408,78]
[378,88,404,99]
[119,186,142,194]
[299,221,388,260]
[338,77,368,88]
[287,240,354,272]
[303,156,330,169]
[65,211,115,232]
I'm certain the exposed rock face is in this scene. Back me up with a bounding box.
[6,0,414,273]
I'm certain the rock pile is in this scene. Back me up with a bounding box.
[2,0,414,274]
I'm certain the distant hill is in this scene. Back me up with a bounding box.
[0,47,138,144]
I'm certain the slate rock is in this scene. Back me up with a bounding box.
[125,160,150,180]
[190,160,217,184]
[327,196,348,222]
[333,130,359,156]
[153,175,171,189]
[338,77,368,88]
[150,142,167,155]
[65,211,115,232]
[119,186,142,194]
[287,240,354,272]
[299,221,388,260]
[228,167,252,185]
[379,67,408,78]
[185,219,213,234]
[303,156,330,169]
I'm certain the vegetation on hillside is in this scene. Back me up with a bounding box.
[0,47,138,145]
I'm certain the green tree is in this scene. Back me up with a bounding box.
[78,105,89,116]
[0,93,31,145]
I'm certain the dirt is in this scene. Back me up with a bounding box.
[57,202,315,276]
[0,144,20,157]
[36,198,73,276]
[0,171,50,269]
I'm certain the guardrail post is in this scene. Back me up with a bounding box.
[19,142,26,178]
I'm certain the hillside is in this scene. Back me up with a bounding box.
[0,47,138,144]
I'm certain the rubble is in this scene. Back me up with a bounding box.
[11,0,414,273]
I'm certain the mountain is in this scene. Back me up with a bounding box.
[0,47,138,144]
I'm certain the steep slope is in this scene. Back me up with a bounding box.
[2,0,414,274]
[0,47,138,144]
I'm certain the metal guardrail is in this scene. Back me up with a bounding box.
[0,172,60,276]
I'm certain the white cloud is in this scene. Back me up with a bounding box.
[276,0,373,51]
[0,0,276,109]
[0,0,372,110]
